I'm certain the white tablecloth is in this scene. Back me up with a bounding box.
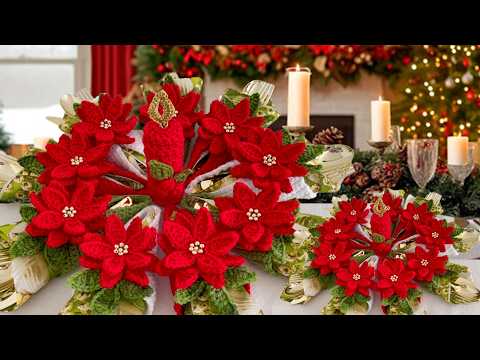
[1,203,480,315]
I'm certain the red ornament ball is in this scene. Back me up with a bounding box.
[386,63,393,70]
[402,56,411,65]
[156,64,166,73]
[466,89,476,101]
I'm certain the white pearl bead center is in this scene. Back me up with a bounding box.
[70,155,84,166]
[413,214,420,221]
[431,231,439,238]
[223,122,236,133]
[328,254,336,261]
[62,206,77,218]
[100,119,112,129]
[114,242,129,256]
[246,208,262,221]
[350,210,357,216]
[189,241,205,255]
[334,228,342,234]
[263,154,277,166]
[352,273,361,281]
[390,274,399,282]
[420,259,429,266]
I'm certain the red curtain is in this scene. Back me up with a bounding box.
[91,45,137,98]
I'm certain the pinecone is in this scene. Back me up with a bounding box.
[370,162,403,190]
[355,173,370,188]
[343,162,365,186]
[312,127,344,145]
[363,185,384,203]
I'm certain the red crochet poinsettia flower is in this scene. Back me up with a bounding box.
[215,182,298,252]
[157,207,243,290]
[398,202,435,239]
[188,98,264,174]
[26,181,111,248]
[376,258,417,299]
[406,246,447,282]
[75,94,137,144]
[416,219,454,252]
[139,83,203,139]
[79,215,157,288]
[336,197,369,224]
[231,128,307,193]
[335,260,375,297]
[311,242,352,276]
[374,191,403,218]
[39,131,112,186]
[318,217,358,243]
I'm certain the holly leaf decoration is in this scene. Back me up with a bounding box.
[68,270,101,293]
[206,285,238,315]
[90,288,121,315]
[174,280,206,305]
[118,280,153,301]
[149,160,174,180]
[107,201,151,223]
[18,154,44,175]
[9,232,44,258]
[43,244,80,278]
[174,169,193,183]
[299,144,324,165]
[19,204,37,223]
[225,267,256,289]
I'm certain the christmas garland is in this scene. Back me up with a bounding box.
[0,74,345,315]
[134,45,411,88]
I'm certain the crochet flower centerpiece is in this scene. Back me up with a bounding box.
[0,74,342,315]
[302,191,480,315]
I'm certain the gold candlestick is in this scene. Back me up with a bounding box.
[367,140,393,157]
[283,126,314,143]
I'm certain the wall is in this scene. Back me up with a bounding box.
[203,72,391,150]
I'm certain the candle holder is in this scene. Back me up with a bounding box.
[367,139,393,157]
[448,143,475,186]
[283,126,314,143]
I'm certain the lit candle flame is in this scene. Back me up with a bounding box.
[296,64,300,71]
[378,95,383,101]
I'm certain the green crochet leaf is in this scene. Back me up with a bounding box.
[298,144,325,164]
[149,160,174,180]
[90,288,121,315]
[106,201,150,223]
[174,169,193,183]
[9,232,44,258]
[224,266,256,289]
[206,285,238,315]
[18,154,44,174]
[68,270,101,293]
[19,204,37,223]
[118,280,153,301]
[175,281,206,305]
[43,244,80,278]
[249,93,260,114]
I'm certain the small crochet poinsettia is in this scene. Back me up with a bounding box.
[336,198,369,224]
[37,131,112,186]
[376,258,417,299]
[75,94,137,144]
[397,202,435,240]
[157,207,244,290]
[26,181,111,248]
[416,218,454,252]
[215,182,298,252]
[311,242,352,276]
[140,83,203,139]
[317,217,358,243]
[406,246,447,282]
[79,215,157,288]
[188,98,264,173]
[231,128,307,193]
[335,260,375,297]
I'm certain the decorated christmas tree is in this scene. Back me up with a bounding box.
[392,45,480,148]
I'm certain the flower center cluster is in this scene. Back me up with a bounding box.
[62,206,76,218]
[223,122,236,133]
[390,274,399,282]
[246,208,262,221]
[328,254,336,261]
[189,241,205,255]
[352,273,361,281]
[413,214,420,221]
[100,119,112,129]
[114,242,129,256]
[385,205,391,212]
[334,228,342,234]
[350,210,357,216]
[431,231,439,239]
[263,154,277,166]
[70,155,84,166]
[420,259,429,266]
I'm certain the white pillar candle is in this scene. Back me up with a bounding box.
[287,65,311,127]
[448,136,469,165]
[32,137,50,151]
[370,96,391,142]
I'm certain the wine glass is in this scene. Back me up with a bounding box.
[407,139,438,193]
[448,143,475,186]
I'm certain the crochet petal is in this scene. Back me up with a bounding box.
[236,142,263,162]
[214,197,236,211]
[32,211,64,230]
[193,207,215,242]
[233,182,256,209]
[209,100,230,122]
[270,165,292,179]
[96,129,115,143]
[209,136,227,154]
[242,222,264,243]
[230,163,252,178]
[100,268,124,289]
[86,143,111,163]
[30,192,48,212]
[220,209,246,229]
[221,254,244,267]
[102,256,125,277]
[77,100,104,124]
[260,129,281,150]
[274,199,299,213]
[163,83,181,105]
[124,270,149,288]
[125,253,152,270]
[77,197,109,222]
[105,215,127,245]
[261,211,294,226]
[63,218,86,236]
[256,187,281,210]
[163,221,194,250]
[71,181,96,208]
[45,141,71,163]
[173,210,196,230]
[80,241,112,259]
[197,254,227,274]
[25,223,48,237]
[207,231,239,256]
[253,231,274,252]
[46,230,67,248]
[105,96,123,120]
[230,98,250,123]
[201,272,225,289]
[200,117,224,135]
[251,163,270,178]
[279,142,306,163]
[41,185,68,211]
[164,251,195,270]
[174,267,199,290]
[51,164,76,179]
[79,256,101,270]
[179,90,200,113]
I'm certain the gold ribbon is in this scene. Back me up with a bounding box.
[147,89,177,128]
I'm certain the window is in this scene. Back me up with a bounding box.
[0,45,91,144]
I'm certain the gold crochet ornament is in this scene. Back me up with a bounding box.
[147,89,177,128]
